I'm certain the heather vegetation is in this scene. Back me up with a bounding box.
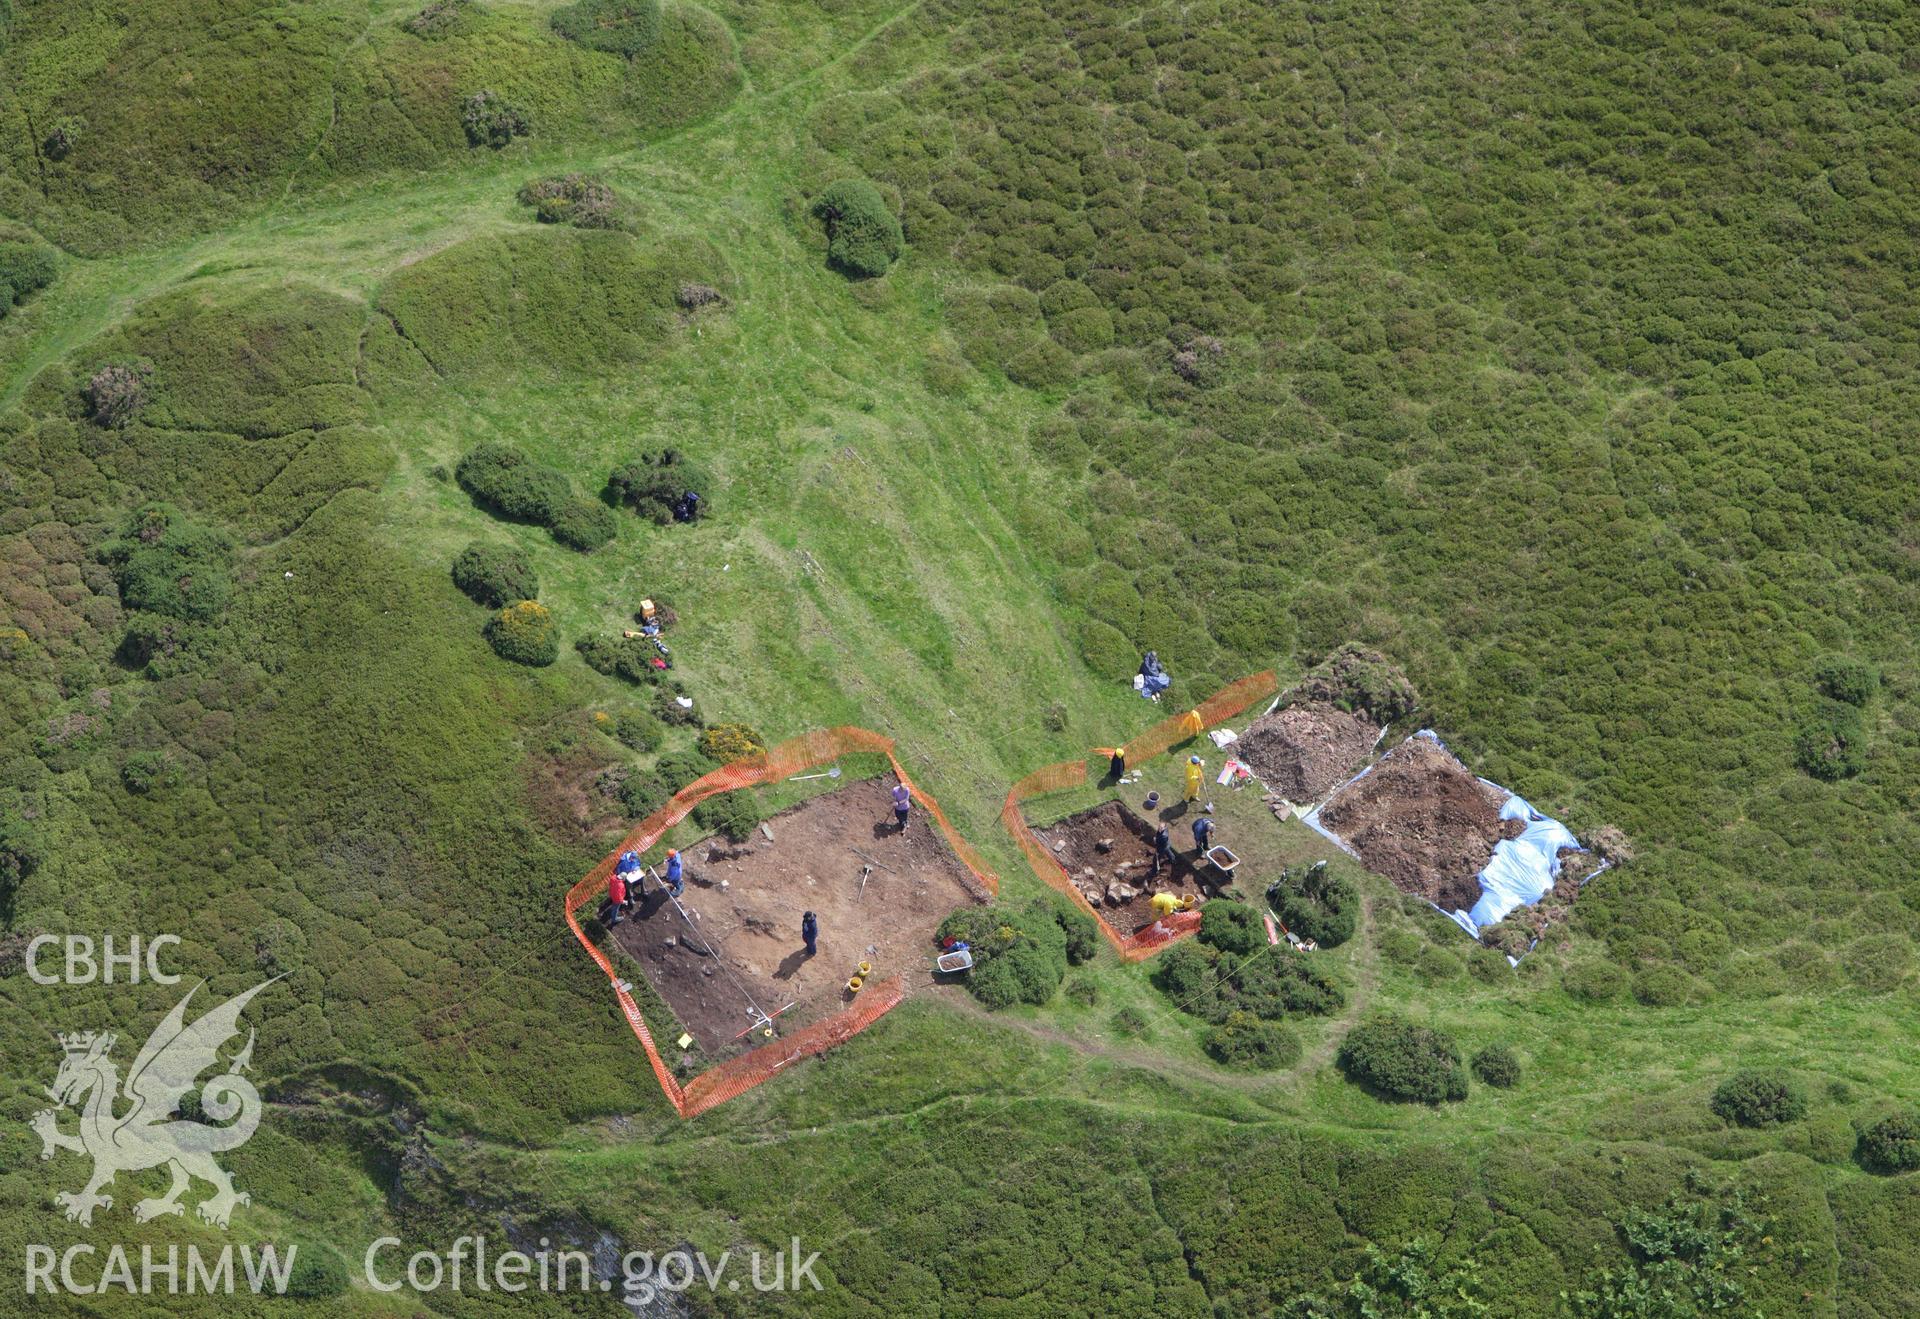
[938,899,1087,1009]
[0,236,55,315]
[2,0,1917,1314]
[83,363,147,427]
[517,172,628,229]
[460,90,532,149]
[1338,1015,1472,1104]
[450,541,539,608]
[815,0,1920,1004]
[457,442,615,550]
[0,0,742,251]
[550,0,663,58]
[607,447,713,523]
[1156,901,1346,1026]
[811,177,904,278]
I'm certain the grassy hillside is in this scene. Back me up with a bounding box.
[1,1,1918,1315]
[0,0,742,253]
[812,0,1920,988]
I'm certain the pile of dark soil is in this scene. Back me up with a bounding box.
[1285,644,1419,726]
[1554,850,1605,892]
[1317,736,1520,911]
[1236,701,1380,802]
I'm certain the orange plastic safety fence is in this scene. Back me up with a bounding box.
[1005,672,1277,963]
[680,975,906,1117]
[1000,759,1125,952]
[1201,670,1282,724]
[1128,908,1203,951]
[1111,671,1278,767]
[565,726,997,1119]
[564,898,687,1110]
[1003,772,1182,963]
[893,761,998,905]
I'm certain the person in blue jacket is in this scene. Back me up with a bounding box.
[801,911,819,957]
[1150,824,1175,876]
[616,850,644,900]
[662,848,685,898]
[1191,814,1216,858]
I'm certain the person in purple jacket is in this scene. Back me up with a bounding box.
[890,780,912,832]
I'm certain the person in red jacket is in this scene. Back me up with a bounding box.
[602,869,629,927]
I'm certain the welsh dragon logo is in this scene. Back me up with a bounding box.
[32,978,278,1228]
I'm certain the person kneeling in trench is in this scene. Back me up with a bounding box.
[1150,823,1174,876]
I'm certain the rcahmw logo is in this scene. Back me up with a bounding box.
[25,976,299,1297]
[27,1243,296,1297]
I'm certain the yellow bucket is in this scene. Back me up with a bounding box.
[858,961,872,976]
[847,976,864,992]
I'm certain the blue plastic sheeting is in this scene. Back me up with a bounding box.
[1467,794,1577,931]
[1303,731,1593,942]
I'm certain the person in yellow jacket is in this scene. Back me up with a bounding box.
[1183,755,1204,803]
[1151,891,1184,919]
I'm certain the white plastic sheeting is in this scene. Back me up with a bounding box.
[1466,794,1578,931]
[1304,731,1598,947]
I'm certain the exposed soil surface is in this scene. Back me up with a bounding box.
[1554,849,1604,892]
[609,777,984,1056]
[1316,736,1521,911]
[1286,645,1419,725]
[1033,800,1232,935]
[1236,701,1381,803]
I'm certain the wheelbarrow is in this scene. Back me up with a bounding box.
[1205,845,1240,879]
[935,948,974,974]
